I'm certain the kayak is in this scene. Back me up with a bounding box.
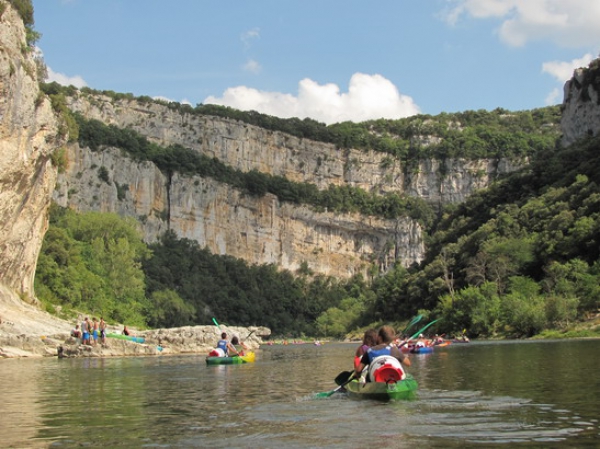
[206,351,256,365]
[345,374,418,401]
[106,333,145,343]
[411,346,433,354]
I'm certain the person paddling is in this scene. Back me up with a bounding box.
[354,328,377,369]
[212,332,240,357]
[354,325,411,383]
[231,335,248,356]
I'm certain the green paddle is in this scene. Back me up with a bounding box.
[401,314,423,337]
[212,317,221,330]
[398,318,440,348]
[315,319,441,399]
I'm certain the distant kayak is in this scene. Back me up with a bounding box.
[410,346,433,354]
[206,351,256,365]
[106,333,145,344]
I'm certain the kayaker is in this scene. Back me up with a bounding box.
[354,325,411,382]
[354,328,377,369]
[216,332,240,357]
[231,335,247,356]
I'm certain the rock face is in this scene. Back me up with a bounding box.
[561,58,600,147]
[56,93,524,278]
[66,94,521,204]
[54,145,424,277]
[0,6,63,301]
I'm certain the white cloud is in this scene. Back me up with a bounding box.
[241,28,260,48]
[544,87,561,106]
[444,0,600,47]
[153,95,192,106]
[243,59,262,74]
[203,73,420,125]
[46,66,87,88]
[542,53,595,83]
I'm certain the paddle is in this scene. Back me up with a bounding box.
[212,317,221,330]
[315,373,357,398]
[398,319,441,348]
[334,371,354,386]
[401,314,423,337]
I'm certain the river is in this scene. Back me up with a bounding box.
[1,338,598,448]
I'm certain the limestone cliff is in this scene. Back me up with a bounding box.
[54,144,423,277]
[66,94,522,205]
[55,93,525,278]
[0,4,63,303]
[561,58,600,147]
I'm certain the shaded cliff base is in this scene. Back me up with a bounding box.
[0,285,269,358]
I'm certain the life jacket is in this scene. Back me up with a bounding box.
[216,339,228,355]
[366,345,405,383]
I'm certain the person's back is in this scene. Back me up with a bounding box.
[355,325,411,382]
[216,332,230,355]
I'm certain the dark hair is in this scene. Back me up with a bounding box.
[231,336,240,345]
[378,325,396,344]
[362,329,377,346]
[221,332,227,339]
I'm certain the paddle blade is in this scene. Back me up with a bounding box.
[334,371,354,386]
[314,390,337,399]
[402,314,423,335]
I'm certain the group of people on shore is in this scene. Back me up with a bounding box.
[70,317,106,346]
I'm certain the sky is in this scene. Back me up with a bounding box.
[33,0,600,125]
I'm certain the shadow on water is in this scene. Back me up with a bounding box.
[0,339,598,448]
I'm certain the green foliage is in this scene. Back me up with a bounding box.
[35,205,150,327]
[50,147,67,173]
[142,231,362,335]
[315,296,369,338]
[39,83,79,141]
[147,289,196,328]
[375,134,600,337]
[97,166,110,184]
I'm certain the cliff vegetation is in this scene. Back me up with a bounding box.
[33,78,600,339]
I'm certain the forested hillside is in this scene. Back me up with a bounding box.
[34,81,600,339]
[371,133,600,337]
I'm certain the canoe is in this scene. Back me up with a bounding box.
[106,333,145,343]
[410,346,433,354]
[205,351,256,365]
[345,374,418,401]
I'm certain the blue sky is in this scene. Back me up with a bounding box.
[34,0,599,124]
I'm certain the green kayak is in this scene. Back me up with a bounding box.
[106,333,145,343]
[205,351,256,365]
[345,374,418,401]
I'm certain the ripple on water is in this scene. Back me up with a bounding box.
[400,389,591,446]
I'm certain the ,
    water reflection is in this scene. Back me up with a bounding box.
[0,339,598,448]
